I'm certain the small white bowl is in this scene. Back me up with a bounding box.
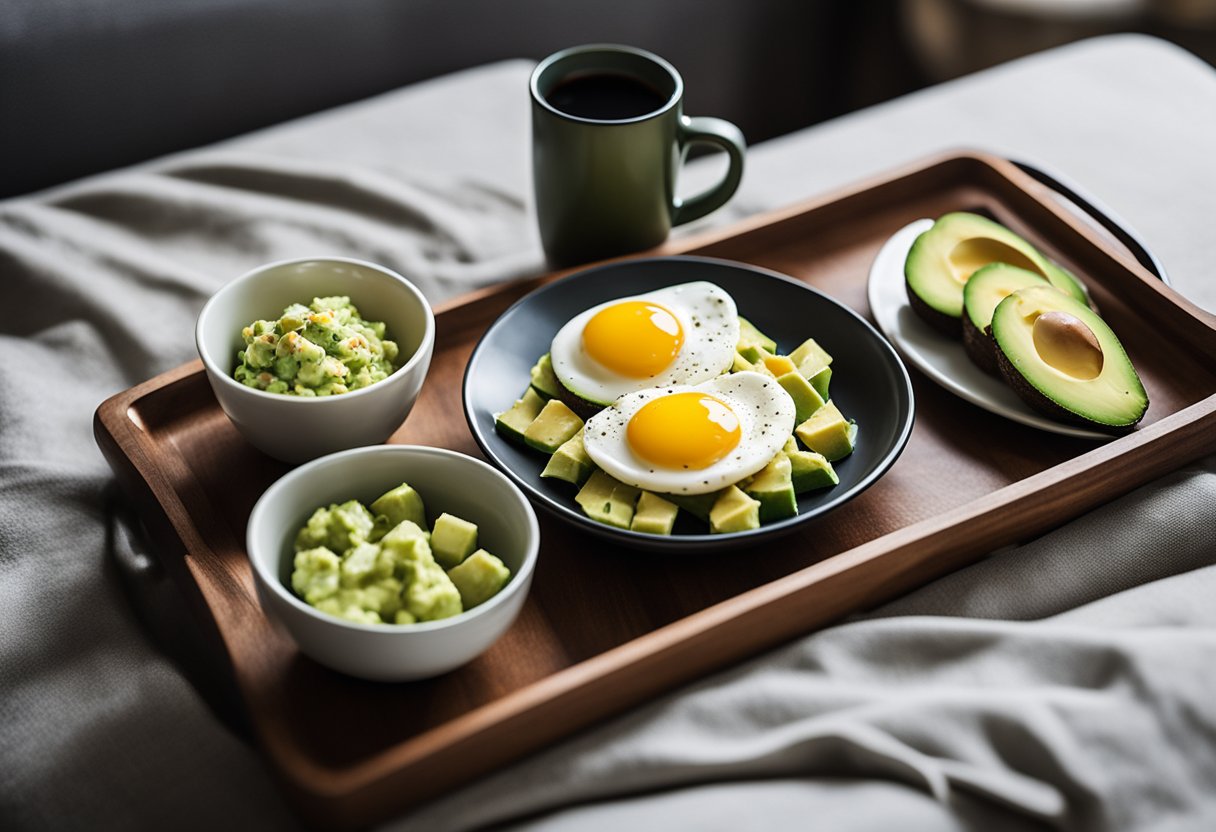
[196,256,435,463]
[247,445,540,681]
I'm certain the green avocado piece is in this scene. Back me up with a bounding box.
[430,512,479,570]
[784,443,839,493]
[776,370,826,424]
[709,486,761,534]
[446,549,511,609]
[370,483,427,531]
[294,500,375,554]
[523,399,584,454]
[339,541,392,588]
[379,521,462,621]
[730,352,755,373]
[806,365,832,401]
[737,316,777,360]
[961,263,1051,375]
[795,401,857,462]
[990,285,1147,430]
[661,490,720,522]
[575,470,641,529]
[904,212,1088,334]
[291,547,341,604]
[1046,261,1090,307]
[529,353,562,400]
[540,427,594,486]
[630,491,679,535]
[743,454,797,522]
[789,338,833,400]
[495,387,546,442]
[789,338,833,372]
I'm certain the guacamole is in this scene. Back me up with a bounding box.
[289,484,512,626]
[234,296,399,396]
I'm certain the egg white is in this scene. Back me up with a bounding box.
[582,372,796,495]
[550,282,740,406]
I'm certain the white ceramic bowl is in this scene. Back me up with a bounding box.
[247,445,540,681]
[196,256,435,463]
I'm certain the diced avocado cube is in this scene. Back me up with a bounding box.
[630,491,679,535]
[494,387,546,442]
[447,549,511,609]
[730,352,754,373]
[739,345,765,364]
[523,399,584,454]
[737,316,777,356]
[529,353,562,400]
[776,370,826,424]
[430,512,479,570]
[380,521,462,621]
[370,482,427,531]
[795,401,857,462]
[540,428,594,486]
[575,470,641,529]
[378,520,429,570]
[760,354,797,377]
[789,338,833,373]
[806,365,832,401]
[743,454,797,522]
[709,486,761,534]
[662,490,720,522]
[787,447,839,492]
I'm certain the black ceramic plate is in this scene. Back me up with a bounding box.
[462,256,915,552]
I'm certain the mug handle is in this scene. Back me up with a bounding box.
[672,116,746,227]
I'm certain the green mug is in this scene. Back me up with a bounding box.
[531,44,746,268]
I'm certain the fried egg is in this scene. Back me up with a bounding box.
[550,282,740,406]
[583,372,796,495]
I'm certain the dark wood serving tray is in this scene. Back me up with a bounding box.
[94,152,1216,829]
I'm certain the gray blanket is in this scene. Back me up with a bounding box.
[2,35,1214,831]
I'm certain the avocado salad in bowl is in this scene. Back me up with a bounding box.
[463,256,915,553]
[246,445,539,681]
[196,256,435,463]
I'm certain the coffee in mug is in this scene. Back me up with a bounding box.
[531,44,746,268]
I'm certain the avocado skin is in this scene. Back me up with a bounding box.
[993,344,1139,435]
[905,281,962,337]
[552,377,606,420]
[962,313,999,375]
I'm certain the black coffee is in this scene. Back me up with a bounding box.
[545,72,667,120]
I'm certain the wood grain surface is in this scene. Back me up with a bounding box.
[94,151,1216,829]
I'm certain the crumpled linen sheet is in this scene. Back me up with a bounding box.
[2,38,1215,832]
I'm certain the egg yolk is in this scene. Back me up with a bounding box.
[626,393,741,470]
[582,301,684,378]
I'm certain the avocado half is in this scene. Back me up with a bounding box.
[904,212,1088,335]
[961,263,1049,375]
[991,285,1147,431]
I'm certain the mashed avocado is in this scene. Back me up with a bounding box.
[289,484,512,626]
[234,296,399,396]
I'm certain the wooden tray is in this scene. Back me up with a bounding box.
[94,151,1216,829]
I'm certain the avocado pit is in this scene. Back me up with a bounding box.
[1031,310,1103,380]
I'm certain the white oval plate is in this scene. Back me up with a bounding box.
[866,218,1110,441]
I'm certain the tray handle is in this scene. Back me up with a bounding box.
[1010,158,1170,285]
